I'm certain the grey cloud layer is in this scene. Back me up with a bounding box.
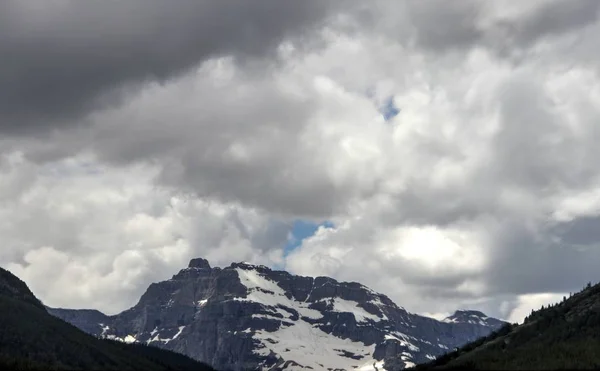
[0,0,341,134]
[2,1,600,321]
[3,0,596,135]
[366,0,600,57]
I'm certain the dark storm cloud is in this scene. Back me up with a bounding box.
[368,0,600,56]
[2,0,596,137]
[506,0,600,47]
[406,0,483,52]
[0,0,341,135]
[554,216,600,246]
[484,220,600,296]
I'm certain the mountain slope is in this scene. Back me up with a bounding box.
[0,267,214,371]
[0,266,44,309]
[51,258,506,371]
[413,281,600,370]
[47,307,111,336]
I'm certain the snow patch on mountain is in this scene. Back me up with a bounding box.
[384,333,420,352]
[328,297,386,322]
[104,333,137,344]
[100,324,110,336]
[253,318,377,370]
[235,267,323,319]
[146,326,186,345]
[359,359,386,371]
[235,266,387,369]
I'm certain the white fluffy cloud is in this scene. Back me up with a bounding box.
[1,154,288,314]
[506,293,568,323]
[2,1,600,323]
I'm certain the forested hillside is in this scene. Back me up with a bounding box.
[0,267,213,370]
[413,281,600,370]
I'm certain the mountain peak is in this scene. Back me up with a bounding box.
[442,310,506,327]
[188,258,211,269]
[453,310,487,317]
[230,261,271,271]
[50,260,507,371]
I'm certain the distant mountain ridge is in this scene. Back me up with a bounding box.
[0,266,214,370]
[442,310,501,327]
[50,258,506,370]
[414,280,600,370]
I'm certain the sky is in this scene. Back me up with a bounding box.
[1,0,600,323]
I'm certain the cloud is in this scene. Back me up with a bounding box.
[0,0,346,134]
[2,1,600,322]
[503,0,600,47]
[279,12,600,319]
[358,0,600,62]
[507,293,568,323]
[1,154,290,314]
[14,53,390,218]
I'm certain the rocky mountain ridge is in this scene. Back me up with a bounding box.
[49,258,506,371]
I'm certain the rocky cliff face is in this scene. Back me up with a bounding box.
[49,258,506,371]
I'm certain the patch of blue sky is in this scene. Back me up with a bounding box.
[381,96,400,121]
[283,220,335,257]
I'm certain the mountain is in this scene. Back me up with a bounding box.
[50,258,505,371]
[48,307,112,336]
[0,266,214,370]
[413,281,600,370]
[441,310,505,328]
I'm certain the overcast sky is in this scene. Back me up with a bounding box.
[2,0,600,323]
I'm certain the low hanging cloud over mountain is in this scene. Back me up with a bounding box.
[2,1,600,322]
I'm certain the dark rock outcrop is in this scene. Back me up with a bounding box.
[188,258,211,270]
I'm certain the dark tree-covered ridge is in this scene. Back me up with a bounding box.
[413,280,600,370]
[0,266,214,371]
